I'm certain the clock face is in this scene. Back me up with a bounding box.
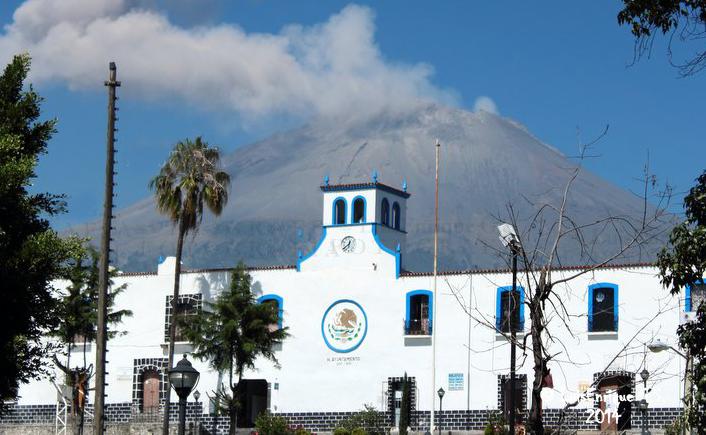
[341,236,356,253]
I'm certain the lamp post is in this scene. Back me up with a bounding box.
[437,388,445,435]
[648,340,690,435]
[168,355,200,435]
[193,390,201,434]
[638,398,649,435]
[498,223,520,435]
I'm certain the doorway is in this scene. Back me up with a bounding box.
[141,370,161,413]
[236,379,269,427]
[597,375,632,431]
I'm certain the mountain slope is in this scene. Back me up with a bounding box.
[73,104,662,272]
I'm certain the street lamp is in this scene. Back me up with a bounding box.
[193,390,201,433]
[437,388,445,435]
[648,339,686,359]
[648,339,690,435]
[168,355,200,435]
[638,398,649,435]
[640,368,650,389]
[498,223,520,435]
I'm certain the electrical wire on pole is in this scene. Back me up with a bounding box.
[94,62,120,435]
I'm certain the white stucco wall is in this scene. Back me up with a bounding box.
[15,183,686,421]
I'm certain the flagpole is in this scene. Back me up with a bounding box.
[430,139,440,433]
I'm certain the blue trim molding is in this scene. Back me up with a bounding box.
[685,280,704,311]
[495,286,525,332]
[297,227,327,272]
[686,285,692,312]
[332,197,347,225]
[588,282,619,332]
[405,290,433,332]
[257,294,284,328]
[372,224,401,278]
[321,299,368,353]
[351,195,367,224]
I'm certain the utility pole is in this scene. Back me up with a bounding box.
[94,62,120,435]
[430,139,440,434]
[509,248,518,435]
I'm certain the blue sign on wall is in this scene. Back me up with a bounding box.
[448,373,464,391]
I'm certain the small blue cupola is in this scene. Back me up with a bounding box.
[320,178,410,229]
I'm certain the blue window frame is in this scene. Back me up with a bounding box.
[352,196,366,224]
[333,197,347,225]
[496,286,524,332]
[392,202,401,230]
[257,294,283,329]
[405,290,432,335]
[685,281,705,312]
[381,198,390,226]
[588,283,618,332]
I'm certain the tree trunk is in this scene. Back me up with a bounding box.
[528,295,544,435]
[162,221,186,435]
[229,371,241,435]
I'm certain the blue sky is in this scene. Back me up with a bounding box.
[1,0,703,228]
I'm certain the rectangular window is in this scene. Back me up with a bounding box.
[589,285,617,332]
[164,294,202,342]
[497,288,522,333]
[405,292,432,335]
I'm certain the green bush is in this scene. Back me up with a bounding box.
[255,413,291,435]
[664,417,687,435]
[337,404,386,435]
[483,411,508,435]
[334,427,351,435]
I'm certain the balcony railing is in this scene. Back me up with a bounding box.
[404,318,431,336]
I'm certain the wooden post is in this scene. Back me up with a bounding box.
[94,62,120,435]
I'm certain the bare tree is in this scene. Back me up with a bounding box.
[449,129,672,434]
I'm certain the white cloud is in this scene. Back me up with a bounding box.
[473,96,499,115]
[0,0,456,122]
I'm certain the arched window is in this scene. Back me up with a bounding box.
[588,283,618,332]
[381,198,390,226]
[352,197,366,223]
[333,198,346,225]
[392,202,401,230]
[258,295,283,330]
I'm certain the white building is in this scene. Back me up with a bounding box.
[10,180,694,432]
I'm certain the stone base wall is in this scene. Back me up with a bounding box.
[0,404,685,433]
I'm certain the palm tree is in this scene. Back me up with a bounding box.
[181,263,289,434]
[149,137,230,435]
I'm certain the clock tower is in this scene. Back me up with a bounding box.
[296,177,409,277]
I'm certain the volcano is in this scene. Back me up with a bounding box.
[72,104,663,272]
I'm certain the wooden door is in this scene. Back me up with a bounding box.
[142,370,160,412]
[599,383,618,432]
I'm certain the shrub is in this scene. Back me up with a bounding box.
[664,417,687,435]
[337,404,386,435]
[483,411,508,435]
[255,413,291,435]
